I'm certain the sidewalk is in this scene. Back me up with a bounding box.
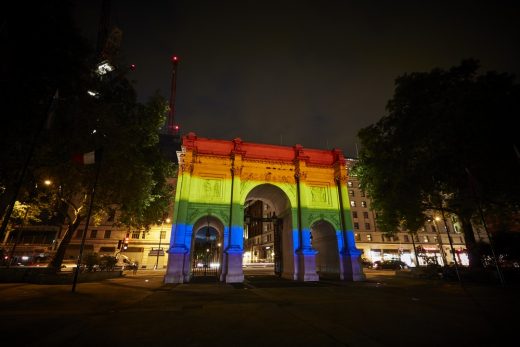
[0,270,517,346]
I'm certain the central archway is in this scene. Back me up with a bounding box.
[243,184,294,279]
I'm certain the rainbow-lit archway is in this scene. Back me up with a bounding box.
[164,133,365,283]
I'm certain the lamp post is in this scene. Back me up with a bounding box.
[155,218,170,270]
[432,217,448,266]
[440,209,462,284]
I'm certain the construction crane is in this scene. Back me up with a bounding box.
[167,55,180,134]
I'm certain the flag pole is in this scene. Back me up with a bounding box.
[72,149,103,293]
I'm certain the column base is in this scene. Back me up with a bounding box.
[296,248,319,282]
[339,250,366,281]
[224,248,244,283]
[164,246,189,284]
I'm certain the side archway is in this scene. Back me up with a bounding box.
[310,219,341,279]
[189,215,225,281]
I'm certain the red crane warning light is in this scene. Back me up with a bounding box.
[168,54,180,134]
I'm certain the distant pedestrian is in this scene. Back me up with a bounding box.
[133,262,138,275]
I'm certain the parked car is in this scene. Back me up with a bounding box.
[360,258,373,268]
[373,260,408,270]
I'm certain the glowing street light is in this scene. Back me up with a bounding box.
[155,217,171,270]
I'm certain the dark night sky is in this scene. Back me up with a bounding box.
[74,0,520,157]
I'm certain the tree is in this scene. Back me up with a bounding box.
[0,2,175,270]
[0,1,94,229]
[354,60,520,268]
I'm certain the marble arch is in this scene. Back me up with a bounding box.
[164,132,364,283]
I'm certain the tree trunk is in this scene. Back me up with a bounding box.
[461,216,482,269]
[48,215,83,271]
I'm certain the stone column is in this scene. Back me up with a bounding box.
[165,149,193,284]
[334,150,365,281]
[294,145,319,281]
[223,143,245,283]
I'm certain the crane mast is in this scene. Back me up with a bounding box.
[168,55,180,134]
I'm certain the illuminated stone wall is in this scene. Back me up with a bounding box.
[164,132,364,283]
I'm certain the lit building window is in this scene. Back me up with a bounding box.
[423,236,429,243]
[361,201,367,208]
[355,233,360,241]
[347,181,353,187]
[350,201,356,207]
[349,190,355,196]
[367,234,372,242]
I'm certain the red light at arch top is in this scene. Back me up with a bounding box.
[171,55,179,62]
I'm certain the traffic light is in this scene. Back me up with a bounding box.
[123,234,130,250]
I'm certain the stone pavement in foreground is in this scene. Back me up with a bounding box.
[0,270,518,347]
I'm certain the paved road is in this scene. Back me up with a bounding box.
[0,269,517,347]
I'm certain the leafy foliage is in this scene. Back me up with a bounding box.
[354,60,520,267]
[0,2,175,270]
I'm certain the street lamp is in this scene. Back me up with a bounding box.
[432,216,448,266]
[154,218,170,270]
[440,209,461,283]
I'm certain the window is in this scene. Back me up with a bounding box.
[160,230,166,239]
[363,211,369,219]
[354,222,359,229]
[350,201,356,207]
[132,231,140,239]
[366,234,372,242]
[404,235,409,242]
[76,230,84,239]
[360,191,365,197]
[352,211,358,219]
[90,230,97,238]
[349,190,355,196]
[423,236,429,243]
[365,222,371,230]
[361,201,367,208]
[104,230,111,239]
[392,235,399,241]
[431,225,436,233]
[347,181,353,187]
[355,233,360,241]
[142,232,146,239]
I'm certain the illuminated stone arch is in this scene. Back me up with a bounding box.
[164,133,365,284]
